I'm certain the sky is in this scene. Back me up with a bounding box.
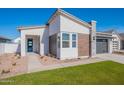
[0,8,124,39]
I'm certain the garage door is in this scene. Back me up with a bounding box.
[96,39,108,54]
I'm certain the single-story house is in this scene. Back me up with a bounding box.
[0,9,123,60]
[0,35,11,43]
[17,9,115,60]
[17,9,116,59]
[17,9,97,60]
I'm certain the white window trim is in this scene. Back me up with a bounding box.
[71,33,77,48]
[61,32,70,48]
[60,32,78,49]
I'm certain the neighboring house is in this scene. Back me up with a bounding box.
[103,30,121,51]
[17,9,114,60]
[0,35,11,43]
[0,35,20,55]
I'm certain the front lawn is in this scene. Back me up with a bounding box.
[0,61,124,85]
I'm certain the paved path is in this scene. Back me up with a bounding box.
[27,56,104,73]
[27,53,124,73]
[96,54,124,64]
[27,53,43,73]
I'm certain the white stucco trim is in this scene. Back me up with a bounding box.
[17,25,46,31]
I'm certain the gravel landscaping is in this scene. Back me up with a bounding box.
[0,61,124,85]
[0,53,28,79]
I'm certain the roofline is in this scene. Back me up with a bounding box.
[17,9,93,32]
[103,29,122,39]
[17,25,46,31]
[0,36,11,40]
[113,30,121,39]
[47,8,92,28]
[96,32,113,38]
[96,32,113,35]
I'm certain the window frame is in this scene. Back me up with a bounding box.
[71,33,77,48]
[62,32,70,48]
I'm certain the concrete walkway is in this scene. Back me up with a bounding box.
[27,56,105,73]
[27,53,43,73]
[96,54,124,64]
[27,53,124,73]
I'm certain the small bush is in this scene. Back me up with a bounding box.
[1,69,10,74]
[12,62,16,66]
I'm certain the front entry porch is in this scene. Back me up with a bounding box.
[26,35,40,54]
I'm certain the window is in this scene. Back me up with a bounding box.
[62,33,69,40]
[62,33,70,48]
[72,41,76,47]
[62,41,69,48]
[72,34,76,40]
[72,33,77,48]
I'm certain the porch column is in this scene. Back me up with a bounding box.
[21,32,26,56]
[90,20,97,57]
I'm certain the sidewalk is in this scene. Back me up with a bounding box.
[27,53,43,73]
[28,56,105,73]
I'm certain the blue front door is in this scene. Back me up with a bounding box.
[27,39,33,52]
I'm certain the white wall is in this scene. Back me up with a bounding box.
[40,28,49,55]
[59,32,78,60]
[20,27,49,56]
[0,43,20,55]
[48,15,60,58]
[49,15,60,36]
[60,15,90,34]
[0,44,5,55]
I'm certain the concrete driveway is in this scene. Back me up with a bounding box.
[96,54,124,64]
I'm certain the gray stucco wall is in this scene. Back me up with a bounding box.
[49,34,57,56]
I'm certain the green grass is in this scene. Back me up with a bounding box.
[0,61,124,85]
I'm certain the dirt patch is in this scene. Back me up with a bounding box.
[113,51,124,55]
[39,55,84,65]
[0,53,28,79]
[39,56,61,65]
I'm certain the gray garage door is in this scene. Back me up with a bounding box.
[96,39,108,54]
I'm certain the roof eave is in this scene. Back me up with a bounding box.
[17,25,46,31]
[48,9,92,28]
